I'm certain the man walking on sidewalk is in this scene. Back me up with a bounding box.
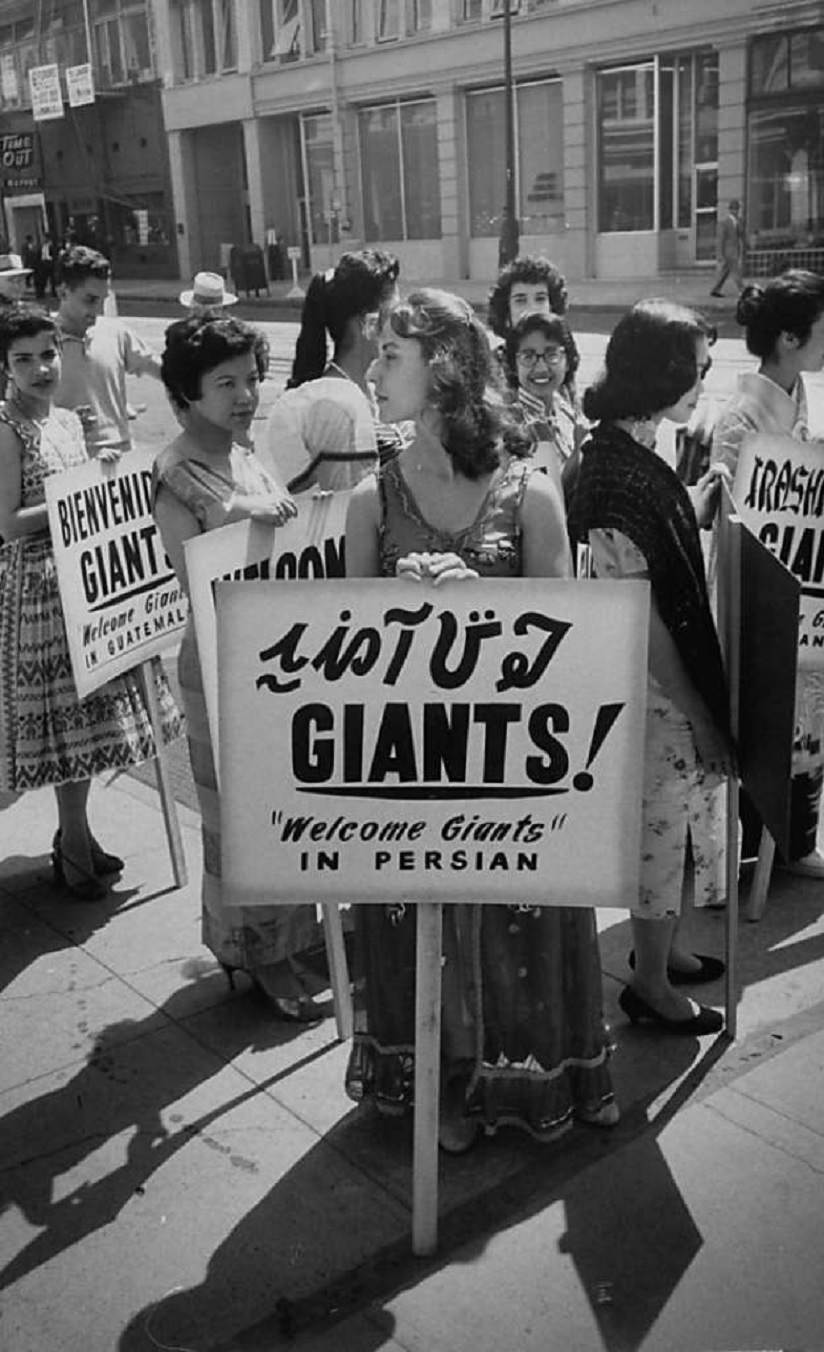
[710,200,744,297]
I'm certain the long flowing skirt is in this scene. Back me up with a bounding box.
[177,626,321,972]
[345,902,615,1141]
[0,534,182,791]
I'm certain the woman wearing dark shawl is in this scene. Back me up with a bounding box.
[569,299,733,1035]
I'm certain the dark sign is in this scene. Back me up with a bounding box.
[0,132,41,189]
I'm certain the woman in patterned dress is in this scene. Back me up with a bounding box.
[713,271,824,876]
[0,305,182,900]
[153,313,323,1020]
[570,299,733,1035]
[344,288,618,1152]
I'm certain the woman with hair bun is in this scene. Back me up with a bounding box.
[345,288,617,1152]
[153,313,322,1019]
[714,270,824,876]
[261,248,400,493]
[570,298,732,1035]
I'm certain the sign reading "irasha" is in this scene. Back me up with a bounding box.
[218,577,649,909]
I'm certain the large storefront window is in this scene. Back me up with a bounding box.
[359,99,441,241]
[597,52,718,255]
[300,112,335,246]
[598,64,654,231]
[466,79,563,237]
[748,24,824,268]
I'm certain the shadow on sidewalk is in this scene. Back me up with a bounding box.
[0,978,333,1294]
[115,1029,720,1352]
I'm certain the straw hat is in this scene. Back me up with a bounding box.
[0,253,32,276]
[179,271,238,308]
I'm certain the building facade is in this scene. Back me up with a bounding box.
[154,0,823,285]
[0,0,178,276]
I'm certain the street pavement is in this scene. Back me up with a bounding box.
[2,281,824,1351]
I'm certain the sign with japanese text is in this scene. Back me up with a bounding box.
[219,578,649,907]
[28,64,63,121]
[185,490,349,758]
[66,63,95,107]
[45,448,188,696]
[732,433,824,668]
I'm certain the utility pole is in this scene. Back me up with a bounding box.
[498,0,519,267]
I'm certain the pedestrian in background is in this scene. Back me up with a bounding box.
[153,313,323,1020]
[54,245,161,459]
[570,299,732,1036]
[710,200,744,298]
[713,270,824,877]
[0,253,32,308]
[345,288,617,1151]
[260,248,400,493]
[0,304,182,899]
[179,271,239,316]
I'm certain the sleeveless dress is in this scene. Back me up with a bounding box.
[345,456,615,1139]
[152,440,321,972]
[0,405,182,792]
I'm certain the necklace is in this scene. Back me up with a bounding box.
[327,360,354,382]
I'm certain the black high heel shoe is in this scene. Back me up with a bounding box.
[51,842,108,902]
[221,960,323,1023]
[618,985,723,1035]
[53,830,124,877]
[628,950,725,986]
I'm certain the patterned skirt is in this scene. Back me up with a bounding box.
[345,902,615,1140]
[0,534,183,791]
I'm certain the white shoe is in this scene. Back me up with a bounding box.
[778,851,824,879]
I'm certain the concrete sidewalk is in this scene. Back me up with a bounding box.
[2,763,824,1352]
[111,268,737,319]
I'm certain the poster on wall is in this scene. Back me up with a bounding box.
[66,63,95,108]
[732,432,824,669]
[28,64,63,121]
[45,448,188,696]
[218,577,650,909]
[0,55,19,104]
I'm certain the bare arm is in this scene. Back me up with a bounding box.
[345,475,381,578]
[520,471,572,579]
[0,424,49,540]
[152,482,201,594]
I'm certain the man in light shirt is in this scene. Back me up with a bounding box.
[54,245,161,460]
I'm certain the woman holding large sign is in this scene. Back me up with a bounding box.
[571,300,731,1034]
[154,314,322,1020]
[344,288,618,1152]
[713,271,824,877]
[0,305,182,899]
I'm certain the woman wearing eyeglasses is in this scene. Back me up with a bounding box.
[569,299,733,1035]
[503,311,587,504]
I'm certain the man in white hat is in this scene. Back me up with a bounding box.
[0,252,32,305]
[179,271,238,314]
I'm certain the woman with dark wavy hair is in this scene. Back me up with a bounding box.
[344,288,617,1151]
[714,270,824,877]
[570,298,731,1036]
[503,310,587,498]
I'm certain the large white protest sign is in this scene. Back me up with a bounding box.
[219,577,649,908]
[185,491,349,757]
[45,449,188,696]
[732,433,824,669]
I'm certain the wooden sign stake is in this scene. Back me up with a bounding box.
[412,900,443,1257]
[139,661,187,888]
